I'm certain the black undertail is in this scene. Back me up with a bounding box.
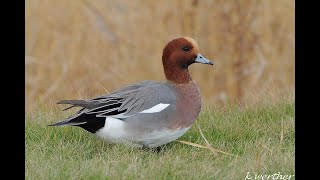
[49,98,126,133]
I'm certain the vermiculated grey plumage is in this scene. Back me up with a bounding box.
[49,81,177,132]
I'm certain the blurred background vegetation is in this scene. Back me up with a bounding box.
[25,0,294,110]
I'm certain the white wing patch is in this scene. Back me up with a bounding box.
[140,103,170,113]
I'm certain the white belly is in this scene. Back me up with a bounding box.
[94,117,191,148]
[138,127,191,148]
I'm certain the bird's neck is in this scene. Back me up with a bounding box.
[163,65,192,84]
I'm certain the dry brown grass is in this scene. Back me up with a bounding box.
[25,0,294,110]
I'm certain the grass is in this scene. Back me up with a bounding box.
[25,95,295,179]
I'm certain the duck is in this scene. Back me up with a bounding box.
[49,37,214,148]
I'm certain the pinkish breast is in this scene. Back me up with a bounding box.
[169,80,202,129]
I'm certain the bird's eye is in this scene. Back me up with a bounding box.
[182,47,190,52]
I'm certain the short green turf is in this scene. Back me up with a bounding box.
[26,100,295,179]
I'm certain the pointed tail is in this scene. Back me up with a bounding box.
[48,120,87,127]
[58,100,94,109]
[50,99,92,127]
[48,112,86,127]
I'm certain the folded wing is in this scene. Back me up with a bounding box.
[49,81,176,127]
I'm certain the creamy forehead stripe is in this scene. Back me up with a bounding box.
[140,103,170,113]
[183,37,199,52]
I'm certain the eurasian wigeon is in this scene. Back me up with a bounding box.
[50,37,214,148]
